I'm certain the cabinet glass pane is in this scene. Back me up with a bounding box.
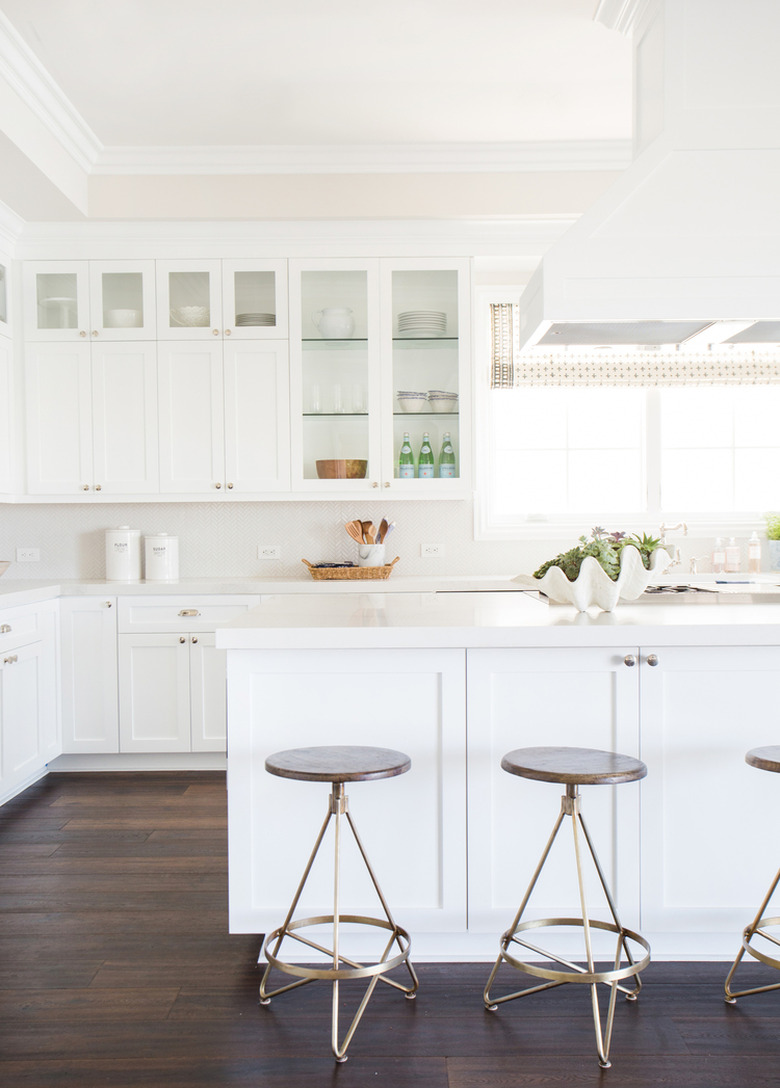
[0,263,6,324]
[392,270,460,479]
[168,271,211,329]
[233,270,277,329]
[300,270,369,481]
[36,272,78,330]
[102,272,144,329]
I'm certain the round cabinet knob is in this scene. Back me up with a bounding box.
[179,636,186,644]
[227,482,234,489]
[224,328,232,336]
[647,653,660,667]
[384,481,391,487]
[212,328,220,336]
[94,484,102,491]
[215,482,222,489]
[105,601,112,608]
[82,484,90,491]
[371,481,379,488]
[624,654,636,667]
[79,330,87,338]
[191,636,198,644]
[92,330,99,337]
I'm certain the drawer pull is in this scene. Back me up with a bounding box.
[0,624,11,634]
[178,609,200,617]
[3,654,18,664]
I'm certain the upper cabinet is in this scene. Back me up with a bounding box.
[289,257,470,494]
[23,261,157,341]
[0,251,10,340]
[156,259,288,340]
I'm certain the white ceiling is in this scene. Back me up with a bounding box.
[0,0,632,148]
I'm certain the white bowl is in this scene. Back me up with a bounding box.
[171,305,209,327]
[0,560,10,577]
[428,398,458,413]
[398,397,427,413]
[105,308,140,328]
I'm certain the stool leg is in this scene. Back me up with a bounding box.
[725,865,780,1003]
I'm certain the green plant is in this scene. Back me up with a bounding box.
[533,527,662,583]
[764,513,780,541]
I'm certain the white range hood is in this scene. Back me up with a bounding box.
[516,0,780,351]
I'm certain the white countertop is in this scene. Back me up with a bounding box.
[216,588,780,650]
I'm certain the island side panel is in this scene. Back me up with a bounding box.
[226,647,467,946]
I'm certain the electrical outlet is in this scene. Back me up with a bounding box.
[258,544,281,561]
[420,543,442,558]
[16,547,40,562]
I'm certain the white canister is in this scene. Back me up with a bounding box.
[105,526,141,581]
[357,543,386,568]
[145,533,179,581]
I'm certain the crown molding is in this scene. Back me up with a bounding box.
[594,0,655,35]
[0,197,24,247]
[92,139,632,177]
[0,11,102,172]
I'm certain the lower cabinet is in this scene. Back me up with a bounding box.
[226,647,467,938]
[0,602,58,803]
[60,596,119,753]
[118,595,261,753]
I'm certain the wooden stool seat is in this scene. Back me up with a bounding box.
[725,745,780,1004]
[501,745,647,787]
[265,745,411,784]
[746,746,780,774]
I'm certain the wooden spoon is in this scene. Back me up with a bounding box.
[345,520,364,544]
[377,518,388,543]
[362,520,376,543]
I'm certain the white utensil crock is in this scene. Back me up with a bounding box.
[357,544,386,567]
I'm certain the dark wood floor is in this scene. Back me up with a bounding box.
[1,771,779,1087]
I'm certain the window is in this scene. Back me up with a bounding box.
[477,298,780,538]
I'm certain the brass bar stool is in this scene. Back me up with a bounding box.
[258,745,418,1062]
[483,746,650,1069]
[725,745,780,1004]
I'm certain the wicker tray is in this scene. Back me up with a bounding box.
[302,557,399,581]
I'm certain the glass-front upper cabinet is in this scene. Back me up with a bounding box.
[382,259,470,491]
[289,259,380,490]
[156,259,287,340]
[23,261,156,341]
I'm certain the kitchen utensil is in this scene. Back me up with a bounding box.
[383,521,396,541]
[377,518,388,543]
[345,520,364,544]
[315,459,367,479]
[361,520,375,543]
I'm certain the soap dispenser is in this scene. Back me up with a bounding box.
[725,537,741,573]
[711,537,725,574]
[748,531,762,575]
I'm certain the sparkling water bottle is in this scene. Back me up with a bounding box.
[418,432,434,479]
[398,431,415,478]
[438,432,456,478]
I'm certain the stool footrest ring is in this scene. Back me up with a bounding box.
[262,914,413,983]
[498,917,651,988]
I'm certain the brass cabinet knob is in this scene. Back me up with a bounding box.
[0,624,11,634]
[105,601,112,608]
[212,328,220,336]
[79,330,87,337]
[191,636,198,644]
[3,654,18,664]
[224,328,232,336]
[94,484,102,491]
[92,330,99,337]
[624,654,636,667]
[215,482,222,489]
[647,653,659,667]
[82,484,90,491]
[227,482,234,489]
[179,636,186,644]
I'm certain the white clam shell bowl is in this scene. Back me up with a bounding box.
[512,545,673,612]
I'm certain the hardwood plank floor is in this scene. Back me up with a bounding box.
[1,771,778,1086]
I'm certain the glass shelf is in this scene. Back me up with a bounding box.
[302,338,368,349]
[304,412,369,418]
[394,411,458,418]
[393,336,459,346]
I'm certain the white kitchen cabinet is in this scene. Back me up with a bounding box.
[25,340,159,495]
[59,597,119,754]
[466,647,642,936]
[118,596,261,752]
[0,602,58,804]
[156,259,287,340]
[0,249,10,340]
[23,260,156,341]
[158,338,289,494]
[289,257,470,495]
[639,644,780,949]
[0,334,14,495]
[226,647,467,938]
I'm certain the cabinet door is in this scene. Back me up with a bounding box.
[466,647,641,936]
[0,336,13,493]
[23,261,90,341]
[189,634,226,752]
[223,339,290,493]
[226,648,467,937]
[381,258,471,493]
[89,260,156,340]
[91,341,159,494]
[640,645,780,950]
[158,342,225,493]
[0,251,9,338]
[118,633,191,752]
[0,637,58,802]
[156,260,222,340]
[221,259,288,339]
[60,598,119,754]
[289,259,382,492]
[25,341,93,494]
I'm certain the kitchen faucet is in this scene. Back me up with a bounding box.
[658,522,688,570]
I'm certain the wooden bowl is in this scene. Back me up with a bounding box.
[315,459,368,480]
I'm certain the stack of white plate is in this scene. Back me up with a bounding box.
[398,310,447,338]
[236,312,275,326]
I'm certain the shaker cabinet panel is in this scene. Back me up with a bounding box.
[60,597,119,754]
[157,342,225,493]
[223,340,290,493]
[25,342,93,494]
[119,633,192,752]
[91,341,159,494]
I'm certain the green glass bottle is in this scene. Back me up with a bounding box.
[418,432,434,479]
[398,431,415,478]
[438,432,456,478]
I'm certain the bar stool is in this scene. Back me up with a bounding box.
[483,746,650,1069]
[258,745,418,1062]
[725,745,780,1004]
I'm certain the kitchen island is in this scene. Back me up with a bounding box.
[219,590,780,961]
